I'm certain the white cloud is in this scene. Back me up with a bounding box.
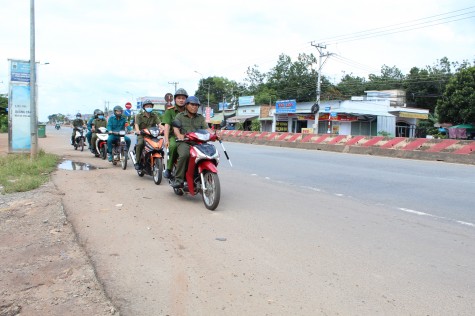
[0,0,474,120]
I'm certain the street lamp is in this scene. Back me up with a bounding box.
[194,70,210,108]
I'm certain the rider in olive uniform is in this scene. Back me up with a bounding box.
[71,113,85,145]
[172,96,218,188]
[90,110,107,155]
[161,88,188,178]
[133,99,162,170]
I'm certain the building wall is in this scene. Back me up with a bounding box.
[377,116,396,136]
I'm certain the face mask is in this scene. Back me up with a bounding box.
[115,113,122,118]
[98,115,104,120]
[145,108,153,113]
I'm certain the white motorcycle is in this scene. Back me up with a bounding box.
[93,127,109,160]
[73,126,86,151]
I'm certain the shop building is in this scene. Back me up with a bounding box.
[271,90,429,137]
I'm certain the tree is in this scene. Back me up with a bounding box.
[404,57,456,112]
[336,73,367,98]
[0,95,8,133]
[195,77,239,111]
[436,66,475,124]
[366,65,404,90]
[267,53,318,102]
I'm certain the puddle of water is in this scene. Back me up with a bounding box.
[58,160,97,170]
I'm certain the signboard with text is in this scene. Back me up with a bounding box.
[10,60,31,83]
[9,85,31,151]
[275,99,297,113]
[238,96,255,106]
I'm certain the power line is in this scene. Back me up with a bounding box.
[314,6,475,45]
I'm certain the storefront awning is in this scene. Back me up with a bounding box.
[389,111,429,119]
[209,113,224,124]
[227,115,258,123]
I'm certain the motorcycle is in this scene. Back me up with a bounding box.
[93,127,109,160]
[73,126,86,151]
[129,126,165,185]
[55,123,61,130]
[109,130,128,170]
[169,125,221,211]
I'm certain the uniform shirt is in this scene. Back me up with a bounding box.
[72,118,84,128]
[162,106,183,137]
[87,117,94,131]
[175,110,208,134]
[135,111,161,131]
[107,115,129,132]
[92,118,107,129]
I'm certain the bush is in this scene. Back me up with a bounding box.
[0,114,7,133]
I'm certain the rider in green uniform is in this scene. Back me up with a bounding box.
[171,96,218,188]
[133,99,162,170]
[90,110,107,156]
[161,88,188,178]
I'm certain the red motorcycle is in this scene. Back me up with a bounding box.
[169,128,221,210]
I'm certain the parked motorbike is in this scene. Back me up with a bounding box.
[109,130,128,169]
[93,127,109,160]
[129,126,165,185]
[55,123,61,130]
[168,126,221,210]
[73,126,86,151]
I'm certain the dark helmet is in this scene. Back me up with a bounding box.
[97,110,104,116]
[93,108,101,118]
[174,88,188,99]
[185,96,200,105]
[113,105,123,112]
[76,113,81,118]
[143,99,154,107]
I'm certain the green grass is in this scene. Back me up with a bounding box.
[0,150,59,194]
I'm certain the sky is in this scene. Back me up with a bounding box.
[0,0,474,121]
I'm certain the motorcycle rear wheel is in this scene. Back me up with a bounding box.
[201,171,220,211]
[120,147,128,170]
[153,158,163,185]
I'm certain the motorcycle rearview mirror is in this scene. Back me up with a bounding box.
[171,119,182,128]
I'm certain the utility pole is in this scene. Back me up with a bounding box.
[168,81,179,93]
[311,42,333,134]
[30,0,38,159]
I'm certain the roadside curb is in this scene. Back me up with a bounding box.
[220,131,475,165]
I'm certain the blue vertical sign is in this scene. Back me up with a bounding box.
[10,85,31,151]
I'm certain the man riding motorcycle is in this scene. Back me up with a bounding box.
[133,99,162,170]
[171,96,219,188]
[71,113,85,145]
[106,105,131,162]
[87,109,101,150]
[91,110,107,155]
[161,88,188,178]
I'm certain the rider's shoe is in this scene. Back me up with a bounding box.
[163,169,171,178]
[134,163,141,170]
[108,155,112,162]
[171,179,184,188]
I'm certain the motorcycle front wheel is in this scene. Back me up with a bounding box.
[120,147,128,170]
[79,138,84,152]
[201,171,220,211]
[100,145,107,160]
[153,158,163,185]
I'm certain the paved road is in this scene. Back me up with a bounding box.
[219,142,475,225]
[40,125,475,315]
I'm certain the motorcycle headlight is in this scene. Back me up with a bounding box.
[150,128,160,138]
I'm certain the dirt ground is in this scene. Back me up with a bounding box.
[0,132,118,316]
